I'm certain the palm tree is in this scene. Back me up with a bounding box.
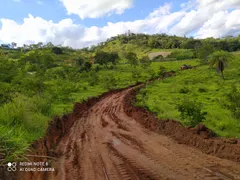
[11,42,17,49]
[208,50,234,79]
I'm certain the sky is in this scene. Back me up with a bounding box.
[0,0,240,48]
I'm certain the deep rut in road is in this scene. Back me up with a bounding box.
[4,85,240,180]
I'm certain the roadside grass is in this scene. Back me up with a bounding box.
[136,56,240,138]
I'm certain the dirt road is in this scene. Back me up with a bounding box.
[14,87,240,180]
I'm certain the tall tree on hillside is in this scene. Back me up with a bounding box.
[95,51,119,68]
[197,43,215,64]
[140,56,151,68]
[76,57,85,67]
[11,42,17,49]
[52,47,63,54]
[125,52,138,67]
[37,42,43,49]
[208,50,234,79]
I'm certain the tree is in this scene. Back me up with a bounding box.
[95,51,119,68]
[76,57,85,67]
[38,52,56,69]
[11,42,17,49]
[176,100,207,127]
[80,62,92,72]
[197,43,215,64]
[125,52,138,67]
[158,65,166,78]
[52,47,63,55]
[44,42,54,49]
[95,51,109,67]
[140,56,151,68]
[208,50,234,79]
[108,52,119,65]
[19,50,56,69]
[227,85,240,118]
[37,42,43,49]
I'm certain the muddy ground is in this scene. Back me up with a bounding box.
[1,84,240,180]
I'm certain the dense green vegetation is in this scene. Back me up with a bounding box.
[1,32,240,163]
[136,55,240,138]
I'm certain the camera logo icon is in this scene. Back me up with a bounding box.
[7,162,17,172]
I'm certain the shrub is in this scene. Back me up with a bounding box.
[168,49,195,60]
[132,68,141,79]
[88,71,99,86]
[227,85,240,118]
[52,47,63,55]
[176,100,207,127]
[152,55,164,61]
[102,75,117,89]
[158,65,166,77]
[179,87,190,94]
[198,88,207,93]
[94,65,101,72]
[140,56,151,68]
[80,62,92,72]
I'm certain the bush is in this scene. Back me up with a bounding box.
[88,71,99,86]
[94,65,101,72]
[179,87,190,94]
[102,75,117,89]
[168,49,195,60]
[152,55,164,61]
[52,47,63,55]
[227,85,240,118]
[132,68,141,79]
[198,88,207,93]
[80,62,92,72]
[140,56,151,68]
[158,65,166,77]
[176,100,207,127]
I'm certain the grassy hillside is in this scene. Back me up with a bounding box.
[136,54,240,138]
[99,40,172,58]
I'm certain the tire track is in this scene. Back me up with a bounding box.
[14,87,240,180]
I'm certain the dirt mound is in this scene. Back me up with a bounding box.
[124,88,240,163]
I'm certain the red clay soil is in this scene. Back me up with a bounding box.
[124,88,240,162]
[2,84,240,180]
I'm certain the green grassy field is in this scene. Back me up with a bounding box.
[136,55,240,138]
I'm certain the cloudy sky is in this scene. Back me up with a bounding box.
[0,0,239,48]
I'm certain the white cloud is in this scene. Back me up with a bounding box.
[196,0,217,8]
[0,0,240,48]
[59,0,134,19]
[195,9,240,38]
[0,4,185,48]
[170,0,240,36]
[148,3,171,18]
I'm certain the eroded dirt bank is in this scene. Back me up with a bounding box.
[125,88,240,163]
[2,84,240,180]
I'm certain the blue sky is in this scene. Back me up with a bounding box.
[0,0,186,27]
[0,0,239,48]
